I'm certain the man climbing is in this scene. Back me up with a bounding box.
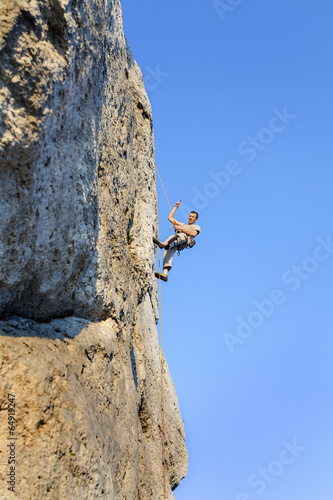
[153,200,201,282]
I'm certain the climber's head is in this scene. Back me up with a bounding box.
[188,211,198,224]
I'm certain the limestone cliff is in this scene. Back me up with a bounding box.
[0,1,188,498]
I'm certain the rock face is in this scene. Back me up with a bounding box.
[0,0,157,321]
[0,1,187,499]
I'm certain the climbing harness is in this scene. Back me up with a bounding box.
[172,233,197,253]
[186,235,196,248]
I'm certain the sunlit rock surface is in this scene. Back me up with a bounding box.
[0,1,187,498]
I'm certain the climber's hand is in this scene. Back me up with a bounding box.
[174,200,181,208]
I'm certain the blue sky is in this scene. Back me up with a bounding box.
[121,1,333,499]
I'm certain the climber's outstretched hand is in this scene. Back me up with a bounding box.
[168,200,181,224]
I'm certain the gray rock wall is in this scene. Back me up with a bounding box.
[0,1,187,498]
[0,0,157,322]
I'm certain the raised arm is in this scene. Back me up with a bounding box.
[168,200,181,224]
[173,225,198,237]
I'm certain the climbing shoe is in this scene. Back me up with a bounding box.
[153,237,165,249]
[155,272,168,282]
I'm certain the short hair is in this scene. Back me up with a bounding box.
[190,211,199,220]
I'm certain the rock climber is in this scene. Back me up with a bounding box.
[153,200,200,282]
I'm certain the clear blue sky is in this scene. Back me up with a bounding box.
[121,2,333,499]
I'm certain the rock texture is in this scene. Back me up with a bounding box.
[0,1,187,498]
[0,0,157,321]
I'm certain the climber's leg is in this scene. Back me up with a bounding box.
[163,247,176,272]
[154,234,187,281]
[164,235,180,249]
[153,234,179,249]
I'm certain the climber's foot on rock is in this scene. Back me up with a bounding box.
[155,272,168,282]
[153,237,165,249]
